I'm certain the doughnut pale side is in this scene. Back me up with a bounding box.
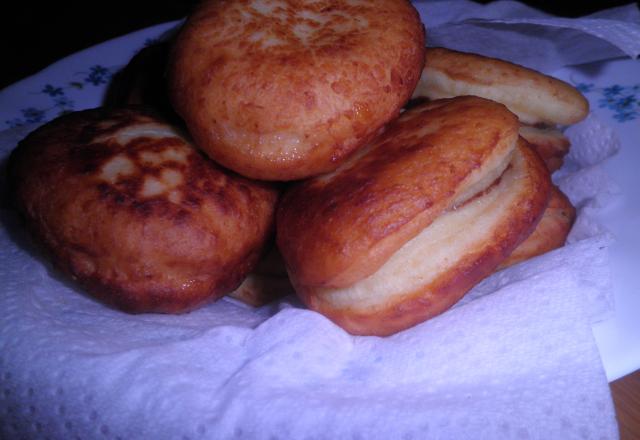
[413,47,589,126]
[169,0,426,180]
[278,96,521,293]
[294,141,551,336]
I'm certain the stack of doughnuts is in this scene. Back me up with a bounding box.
[412,47,589,172]
[9,0,589,335]
[411,47,587,272]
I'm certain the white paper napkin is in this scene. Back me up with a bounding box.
[2,1,637,438]
[415,1,640,73]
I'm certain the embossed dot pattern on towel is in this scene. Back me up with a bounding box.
[1,3,635,434]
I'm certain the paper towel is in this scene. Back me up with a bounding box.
[415,1,640,73]
[2,1,637,439]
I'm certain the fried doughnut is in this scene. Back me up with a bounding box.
[519,125,571,172]
[412,47,589,126]
[278,96,519,290]
[499,185,576,269]
[227,247,294,306]
[168,0,425,181]
[9,107,278,313]
[278,97,550,335]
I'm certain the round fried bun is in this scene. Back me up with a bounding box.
[9,107,278,313]
[169,0,425,180]
[299,140,550,336]
[278,98,552,335]
[278,96,520,293]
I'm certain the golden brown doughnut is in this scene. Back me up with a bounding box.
[499,185,576,269]
[168,0,425,181]
[278,96,520,290]
[412,47,589,126]
[277,97,550,335]
[9,107,278,313]
[519,125,571,172]
[294,141,550,336]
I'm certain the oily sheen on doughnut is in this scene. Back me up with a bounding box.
[278,97,551,335]
[168,0,425,180]
[9,107,278,313]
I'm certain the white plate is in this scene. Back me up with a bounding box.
[553,59,640,382]
[0,21,180,127]
[1,22,638,382]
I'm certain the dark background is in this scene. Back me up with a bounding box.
[1,0,634,90]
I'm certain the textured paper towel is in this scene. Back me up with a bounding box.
[1,2,634,439]
[0,109,621,440]
[415,1,640,73]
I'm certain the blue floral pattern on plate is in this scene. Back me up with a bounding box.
[4,65,114,128]
[575,82,640,123]
[0,23,179,130]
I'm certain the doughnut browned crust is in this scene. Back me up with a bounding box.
[168,0,425,181]
[9,107,278,313]
[278,97,519,290]
[413,47,589,126]
[499,185,576,269]
[278,96,520,292]
[519,125,571,172]
[291,140,551,336]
